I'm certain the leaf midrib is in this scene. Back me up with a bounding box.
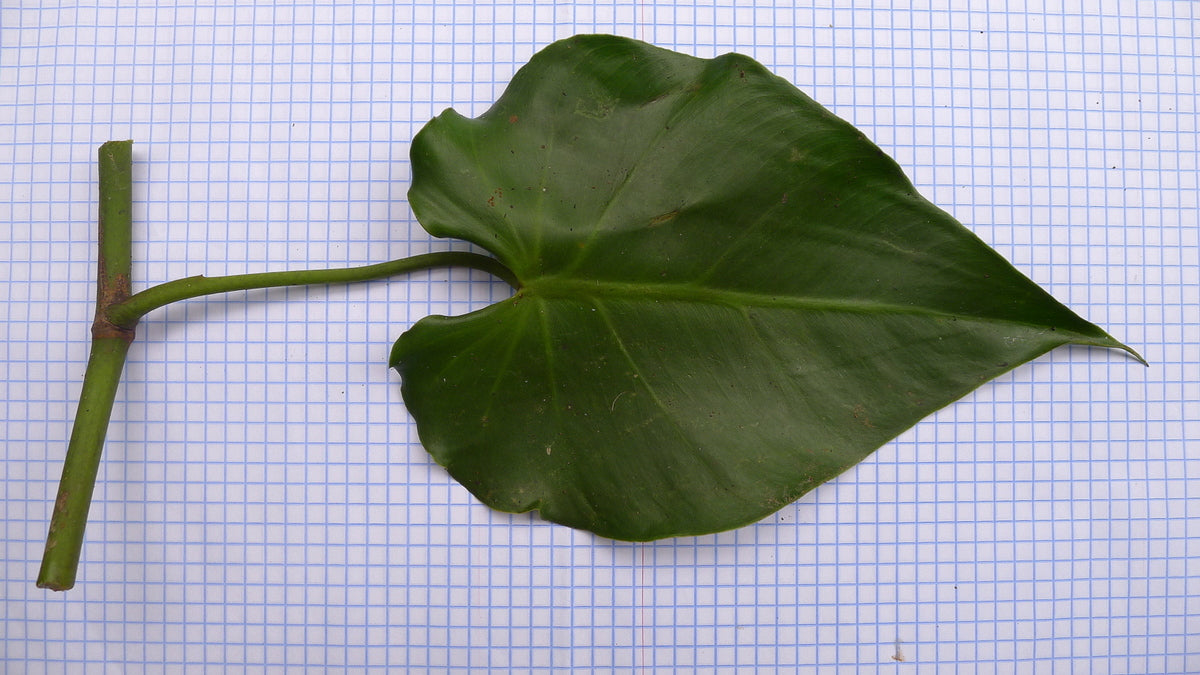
[517,275,1121,346]
[526,276,973,320]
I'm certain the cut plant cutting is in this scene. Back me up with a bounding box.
[39,35,1143,590]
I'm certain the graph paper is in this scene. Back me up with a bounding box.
[2,2,1197,672]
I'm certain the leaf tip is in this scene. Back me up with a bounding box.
[1083,334,1148,367]
[1124,345,1150,367]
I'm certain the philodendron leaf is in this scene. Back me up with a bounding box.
[391,34,1141,541]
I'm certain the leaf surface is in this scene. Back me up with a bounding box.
[392,35,1139,540]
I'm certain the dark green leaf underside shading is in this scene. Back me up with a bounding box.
[392,34,1141,540]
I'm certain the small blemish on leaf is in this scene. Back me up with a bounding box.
[576,96,615,119]
[648,210,679,227]
[851,404,875,429]
[508,115,519,124]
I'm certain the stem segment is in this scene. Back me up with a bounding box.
[36,338,133,590]
[38,141,519,591]
[38,140,136,590]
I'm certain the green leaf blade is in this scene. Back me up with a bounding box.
[396,290,1118,540]
[395,34,1141,540]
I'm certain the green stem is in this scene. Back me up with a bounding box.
[39,140,519,591]
[106,251,518,328]
[38,140,136,590]
[37,338,133,590]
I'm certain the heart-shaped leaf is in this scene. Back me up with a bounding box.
[391,35,1140,540]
